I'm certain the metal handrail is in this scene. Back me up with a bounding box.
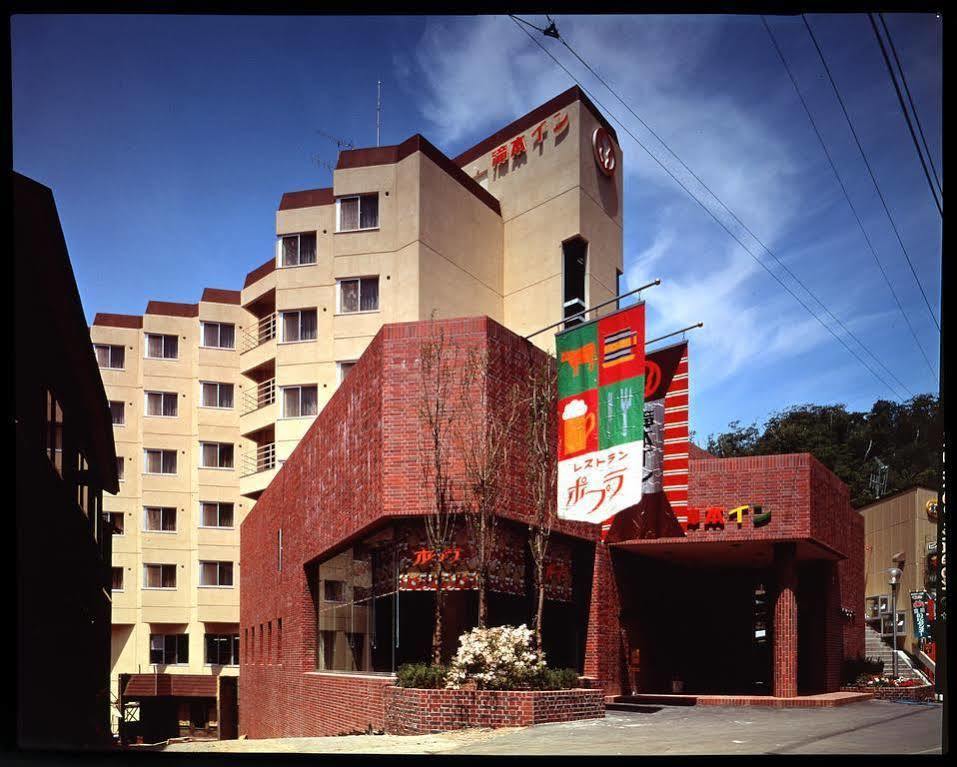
[241,378,276,415]
[241,442,276,477]
[240,313,277,354]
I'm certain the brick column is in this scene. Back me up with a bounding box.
[773,542,798,698]
[583,542,623,695]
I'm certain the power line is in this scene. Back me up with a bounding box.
[761,15,929,394]
[869,13,942,214]
[802,14,941,336]
[507,15,909,402]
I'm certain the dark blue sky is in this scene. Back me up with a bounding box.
[12,14,942,440]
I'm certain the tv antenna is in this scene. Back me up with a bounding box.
[315,129,355,151]
[376,80,382,147]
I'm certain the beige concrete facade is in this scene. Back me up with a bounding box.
[91,86,624,732]
[859,487,939,656]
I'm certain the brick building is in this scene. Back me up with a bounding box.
[238,316,865,738]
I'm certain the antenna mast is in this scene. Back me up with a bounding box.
[376,80,382,147]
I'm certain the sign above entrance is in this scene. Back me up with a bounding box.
[487,110,571,176]
[556,303,645,526]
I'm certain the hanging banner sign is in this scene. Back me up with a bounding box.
[910,591,933,640]
[641,342,690,508]
[556,303,645,524]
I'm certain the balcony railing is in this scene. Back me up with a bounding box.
[241,442,276,477]
[240,313,277,354]
[241,378,276,416]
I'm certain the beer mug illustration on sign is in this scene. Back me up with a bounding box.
[562,398,596,455]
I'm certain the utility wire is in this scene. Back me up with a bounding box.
[554,15,920,398]
[761,16,927,395]
[802,14,941,336]
[508,15,908,402]
[870,13,943,213]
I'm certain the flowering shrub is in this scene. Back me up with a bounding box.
[446,624,547,690]
[856,675,925,688]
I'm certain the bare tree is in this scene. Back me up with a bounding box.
[457,345,522,628]
[417,320,461,664]
[522,346,559,651]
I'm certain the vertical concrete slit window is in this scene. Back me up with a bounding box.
[282,385,318,418]
[277,618,282,662]
[145,333,179,359]
[201,501,234,528]
[94,343,125,369]
[201,322,235,349]
[200,442,234,469]
[200,561,234,587]
[205,633,240,666]
[280,309,318,342]
[336,194,379,232]
[44,390,64,476]
[111,566,124,592]
[109,400,125,425]
[145,391,178,417]
[280,232,317,266]
[144,506,176,532]
[150,634,188,664]
[337,277,379,313]
[143,563,177,589]
[562,236,588,327]
[278,528,283,571]
[200,382,234,409]
[144,448,177,474]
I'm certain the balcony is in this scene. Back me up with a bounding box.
[240,313,277,373]
[242,378,275,414]
[241,442,276,478]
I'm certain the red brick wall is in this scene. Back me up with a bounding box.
[383,687,604,734]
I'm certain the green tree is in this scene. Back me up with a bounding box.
[705,395,941,508]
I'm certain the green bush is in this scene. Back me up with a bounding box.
[507,666,581,691]
[395,663,449,689]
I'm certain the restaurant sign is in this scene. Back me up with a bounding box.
[556,303,645,527]
[910,591,933,639]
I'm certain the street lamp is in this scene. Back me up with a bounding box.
[887,566,903,679]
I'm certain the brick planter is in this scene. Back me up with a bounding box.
[840,684,936,701]
[383,687,605,735]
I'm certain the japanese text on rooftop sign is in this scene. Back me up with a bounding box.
[556,303,646,524]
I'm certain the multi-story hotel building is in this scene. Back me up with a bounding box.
[90,86,625,739]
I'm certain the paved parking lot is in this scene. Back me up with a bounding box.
[162,699,942,756]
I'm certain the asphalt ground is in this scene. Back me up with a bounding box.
[161,699,942,756]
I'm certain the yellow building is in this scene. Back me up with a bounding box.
[90,86,624,739]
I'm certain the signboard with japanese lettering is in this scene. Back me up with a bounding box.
[556,303,646,524]
[911,591,933,639]
[641,342,690,512]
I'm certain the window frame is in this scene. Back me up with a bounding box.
[144,333,179,360]
[277,231,318,268]
[199,501,235,529]
[199,441,235,470]
[142,563,177,590]
[335,193,379,233]
[281,384,319,419]
[94,344,126,370]
[111,566,125,592]
[199,381,235,410]
[204,633,241,666]
[116,456,125,482]
[200,322,236,350]
[198,560,234,588]
[336,360,358,384]
[144,390,179,418]
[109,400,126,425]
[143,448,178,475]
[279,308,318,344]
[108,511,125,535]
[149,633,189,665]
[143,506,177,533]
[336,276,380,315]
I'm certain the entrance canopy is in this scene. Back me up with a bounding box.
[613,538,843,568]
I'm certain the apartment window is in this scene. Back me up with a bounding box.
[562,236,588,328]
[108,512,125,535]
[111,567,124,591]
[116,456,125,482]
[143,563,177,589]
[144,506,177,532]
[324,580,345,603]
[200,442,234,469]
[110,401,125,425]
[280,232,317,267]
[144,449,177,475]
[201,322,235,349]
[149,634,188,665]
[145,333,178,359]
[145,391,178,417]
[200,382,234,409]
[338,277,379,314]
[337,361,356,383]
[282,385,318,418]
[205,634,240,666]
[201,501,234,528]
[94,344,125,370]
[336,193,379,232]
[199,561,234,587]
[280,309,318,342]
